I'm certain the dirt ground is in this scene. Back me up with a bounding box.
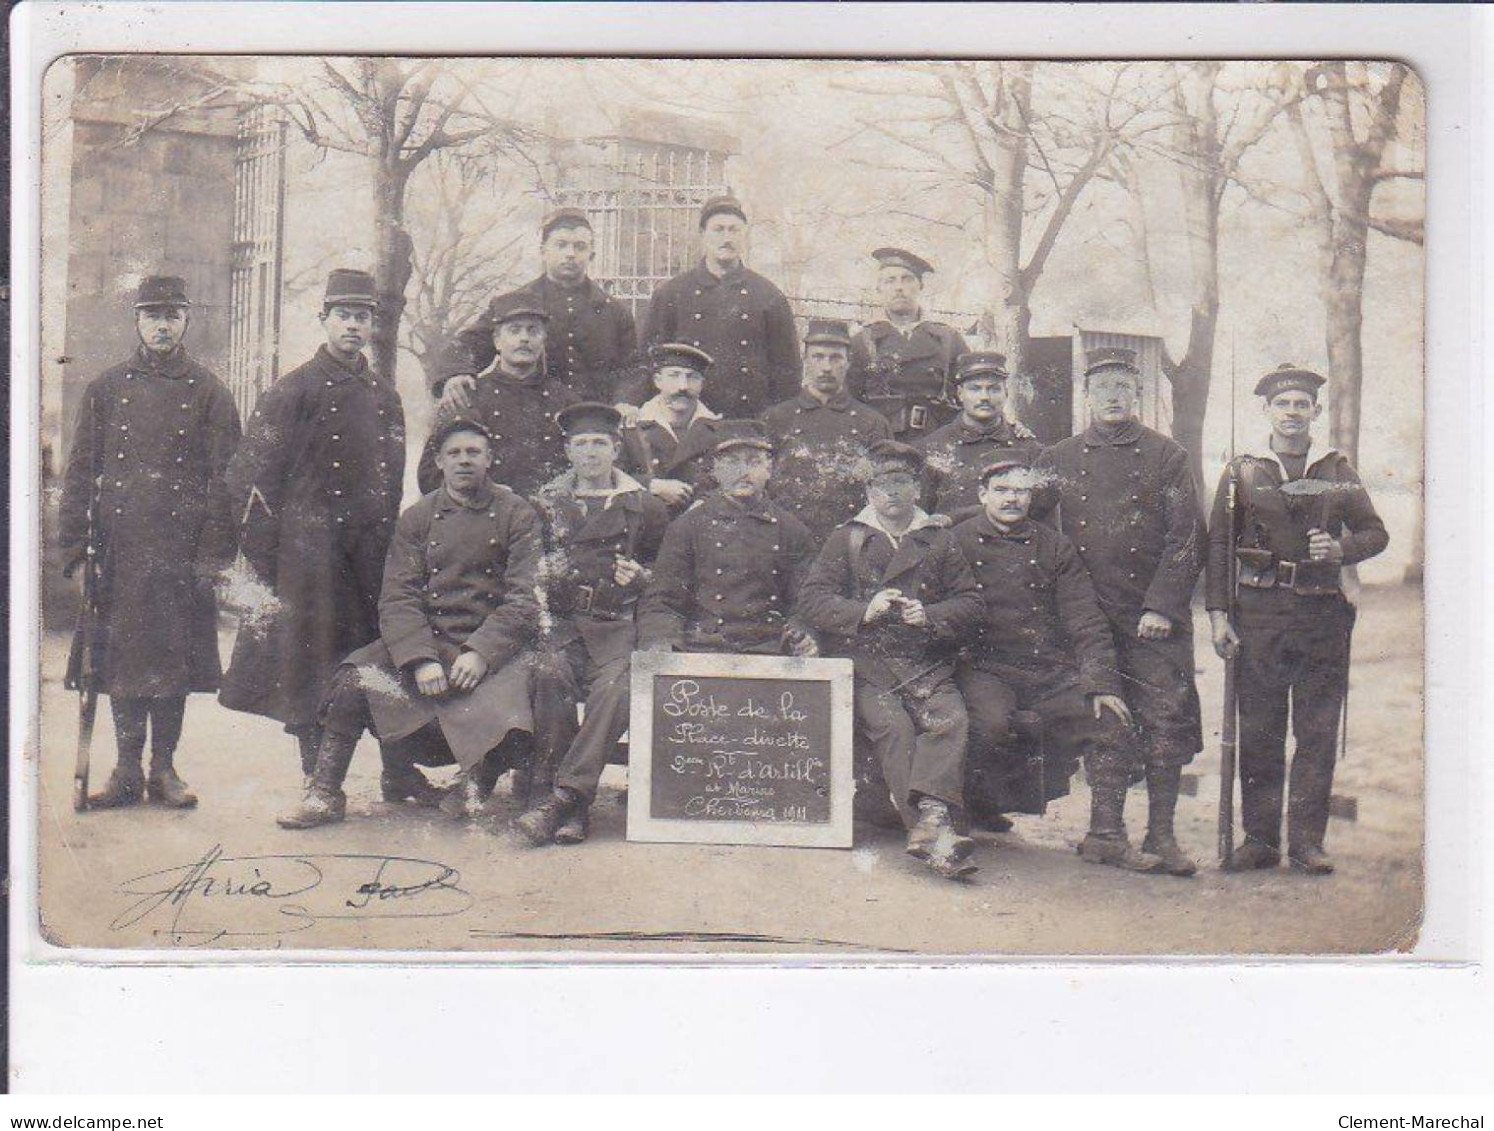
[30,584,1423,958]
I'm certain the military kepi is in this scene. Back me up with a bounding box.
[134,275,191,309]
[803,318,853,348]
[699,195,747,227]
[712,419,773,456]
[872,247,935,276]
[541,206,591,240]
[557,401,622,438]
[485,291,550,326]
[1085,345,1140,377]
[431,415,493,450]
[980,455,1034,484]
[953,351,1009,385]
[323,268,379,308]
[865,439,925,478]
[649,341,714,372]
[1255,363,1326,401]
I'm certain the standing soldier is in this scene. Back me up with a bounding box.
[918,351,1043,521]
[622,342,723,515]
[951,459,1161,872]
[1207,364,1388,875]
[638,421,820,658]
[799,441,985,880]
[762,318,893,541]
[1039,347,1205,876]
[432,207,640,409]
[513,403,671,845]
[417,292,579,500]
[277,419,543,828]
[61,275,242,808]
[634,196,801,418]
[848,248,970,440]
[220,269,405,790]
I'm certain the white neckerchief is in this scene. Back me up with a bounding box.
[852,504,940,548]
[636,395,721,441]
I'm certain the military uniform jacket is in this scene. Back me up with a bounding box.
[619,399,725,511]
[917,416,1045,520]
[220,345,405,726]
[636,261,802,416]
[848,319,969,404]
[432,275,640,403]
[762,390,893,540]
[1205,444,1388,615]
[638,494,817,653]
[60,345,242,697]
[1040,420,1203,629]
[798,510,982,689]
[950,515,1123,701]
[530,469,672,663]
[417,364,580,500]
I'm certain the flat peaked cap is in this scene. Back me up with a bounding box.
[711,418,773,456]
[803,318,853,348]
[557,401,623,437]
[1084,346,1140,377]
[699,195,747,227]
[865,439,925,478]
[649,342,714,372]
[1254,363,1326,400]
[980,455,1035,485]
[431,416,493,449]
[324,269,379,308]
[485,291,550,326]
[134,275,192,309]
[872,247,935,276]
[953,351,1010,385]
[541,207,592,240]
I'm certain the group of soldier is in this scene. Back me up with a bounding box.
[60,193,1388,883]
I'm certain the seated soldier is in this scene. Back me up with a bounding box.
[622,342,724,515]
[637,420,819,658]
[512,403,671,846]
[277,419,543,828]
[951,459,1166,872]
[799,441,985,880]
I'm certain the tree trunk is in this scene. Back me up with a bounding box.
[981,98,1032,379]
[1323,199,1369,467]
[371,160,414,384]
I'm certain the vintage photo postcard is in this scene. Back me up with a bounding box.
[31,55,1425,957]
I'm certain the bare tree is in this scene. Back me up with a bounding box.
[834,61,1162,378]
[1285,61,1423,466]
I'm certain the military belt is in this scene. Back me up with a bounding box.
[1237,556,1341,595]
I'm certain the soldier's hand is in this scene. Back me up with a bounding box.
[1092,694,1134,728]
[1011,419,1037,441]
[449,650,489,692]
[1137,611,1173,640]
[899,598,929,627]
[863,588,902,623]
[414,661,449,697]
[439,374,477,412]
[614,557,647,587]
[1209,611,1241,660]
[614,402,641,429]
[785,629,819,658]
[650,478,693,508]
[1307,528,1344,563]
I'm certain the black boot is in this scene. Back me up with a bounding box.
[277,731,357,829]
[906,798,978,879]
[1140,763,1195,877]
[295,727,322,792]
[380,745,443,807]
[514,788,582,846]
[1079,784,1166,873]
[90,698,148,808]
[147,752,198,809]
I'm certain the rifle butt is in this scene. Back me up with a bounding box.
[1217,656,1238,864]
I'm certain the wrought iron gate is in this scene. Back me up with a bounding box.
[227,104,287,420]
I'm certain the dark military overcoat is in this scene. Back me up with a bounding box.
[916,416,1045,521]
[61,346,242,697]
[848,319,969,436]
[762,391,893,541]
[219,345,405,729]
[635,261,801,417]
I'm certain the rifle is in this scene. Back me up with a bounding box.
[1217,339,1239,865]
[73,396,103,811]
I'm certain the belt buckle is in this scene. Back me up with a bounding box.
[1275,560,1297,589]
[908,404,928,430]
[574,584,595,614]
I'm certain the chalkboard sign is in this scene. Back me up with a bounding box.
[626,651,854,848]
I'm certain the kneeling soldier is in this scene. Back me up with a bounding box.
[1207,364,1387,874]
[514,403,671,845]
[952,459,1165,872]
[638,420,819,657]
[800,441,984,878]
[278,419,543,828]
